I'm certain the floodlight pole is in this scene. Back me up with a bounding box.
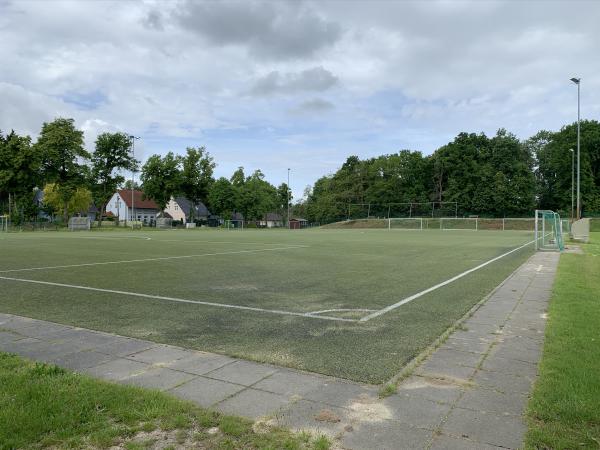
[129,135,140,228]
[570,148,574,222]
[570,78,581,219]
[287,168,290,229]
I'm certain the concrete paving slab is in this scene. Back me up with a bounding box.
[481,355,538,378]
[303,381,377,408]
[457,388,528,416]
[415,358,477,382]
[425,348,483,369]
[169,376,245,407]
[442,407,525,449]
[440,338,489,355]
[166,353,235,375]
[489,343,541,364]
[397,376,463,405]
[44,328,119,347]
[341,420,432,450]
[13,321,73,338]
[206,360,277,386]
[0,336,39,351]
[383,393,449,430]
[83,358,148,381]
[430,434,504,450]
[471,369,534,395]
[94,338,156,357]
[50,350,116,371]
[253,369,326,397]
[125,345,193,365]
[215,388,289,419]
[122,367,196,391]
[0,331,20,344]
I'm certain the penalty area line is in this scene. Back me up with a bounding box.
[360,238,536,322]
[0,246,308,274]
[0,275,356,323]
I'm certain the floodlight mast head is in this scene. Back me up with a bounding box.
[570,77,580,84]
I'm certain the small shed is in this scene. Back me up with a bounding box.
[289,218,308,229]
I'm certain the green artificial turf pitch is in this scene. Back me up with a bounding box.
[0,228,534,383]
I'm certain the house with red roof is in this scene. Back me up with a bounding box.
[106,189,160,224]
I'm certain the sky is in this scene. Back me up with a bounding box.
[1,0,599,200]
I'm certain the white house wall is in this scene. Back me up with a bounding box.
[164,198,186,222]
[106,193,130,220]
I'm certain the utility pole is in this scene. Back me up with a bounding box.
[570,78,581,219]
[287,168,290,229]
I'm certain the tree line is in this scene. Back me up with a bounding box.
[0,117,291,224]
[299,122,600,222]
[2,117,599,225]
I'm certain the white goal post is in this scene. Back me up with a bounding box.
[388,217,423,230]
[534,210,564,251]
[68,216,91,231]
[224,219,244,230]
[0,215,8,232]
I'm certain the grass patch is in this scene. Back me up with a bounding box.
[526,232,600,449]
[0,352,328,450]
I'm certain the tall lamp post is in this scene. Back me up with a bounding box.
[129,135,140,228]
[569,148,574,222]
[287,168,291,229]
[570,77,581,219]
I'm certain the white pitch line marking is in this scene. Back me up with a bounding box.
[307,308,377,315]
[0,246,308,274]
[360,239,536,322]
[0,275,356,322]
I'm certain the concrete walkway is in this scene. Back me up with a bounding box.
[0,251,559,449]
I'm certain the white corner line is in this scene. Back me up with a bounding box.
[0,246,309,274]
[359,239,537,322]
[0,275,356,323]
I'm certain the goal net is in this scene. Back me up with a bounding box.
[389,218,423,230]
[440,217,478,230]
[534,210,564,251]
[68,217,91,231]
[224,219,244,230]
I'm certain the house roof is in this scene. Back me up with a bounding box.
[117,190,158,210]
[290,217,307,222]
[264,212,282,221]
[173,197,210,217]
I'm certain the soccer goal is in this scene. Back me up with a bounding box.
[68,217,91,231]
[440,217,478,231]
[534,210,564,251]
[0,215,8,232]
[224,219,244,230]
[388,217,423,230]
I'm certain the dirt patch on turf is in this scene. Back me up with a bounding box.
[348,394,392,422]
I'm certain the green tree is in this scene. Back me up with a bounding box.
[140,152,182,210]
[208,177,237,219]
[35,118,90,222]
[534,121,600,216]
[0,130,41,219]
[91,132,138,220]
[180,147,215,222]
[43,183,92,218]
[276,182,292,219]
[240,170,277,220]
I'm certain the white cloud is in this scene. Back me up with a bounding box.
[1,0,599,197]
